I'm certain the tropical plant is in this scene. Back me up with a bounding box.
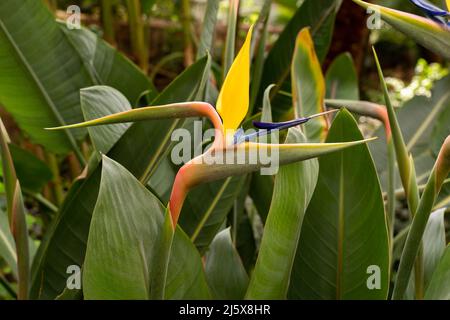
[0,0,448,300]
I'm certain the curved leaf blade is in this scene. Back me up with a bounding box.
[246,128,318,299]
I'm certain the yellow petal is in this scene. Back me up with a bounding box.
[447,0,450,11]
[216,25,253,135]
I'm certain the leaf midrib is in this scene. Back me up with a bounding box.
[0,18,81,156]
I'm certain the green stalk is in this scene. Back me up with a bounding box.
[387,139,396,254]
[46,153,64,206]
[373,48,424,299]
[392,136,450,299]
[126,0,148,72]
[23,190,58,213]
[0,119,29,300]
[101,0,116,45]
[223,0,240,79]
[181,0,194,66]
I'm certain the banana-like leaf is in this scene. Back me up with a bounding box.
[246,128,318,299]
[205,228,249,299]
[30,57,209,299]
[353,0,450,60]
[325,53,359,100]
[291,27,327,142]
[0,209,17,277]
[256,0,340,116]
[196,0,220,59]
[0,0,153,156]
[424,246,450,300]
[84,156,209,299]
[60,24,157,105]
[0,120,29,299]
[404,208,447,299]
[288,109,390,300]
[81,86,132,154]
[83,156,168,299]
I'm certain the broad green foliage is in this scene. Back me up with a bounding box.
[30,58,210,299]
[83,156,167,299]
[288,109,390,300]
[424,246,450,300]
[0,0,153,157]
[325,53,360,101]
[247,128,318,299]
[84,156,210,300]
[0,0,449,302]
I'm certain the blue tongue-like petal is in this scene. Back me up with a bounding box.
[233,109,337,144]
[409,0,449,17]
[253,109,337,131]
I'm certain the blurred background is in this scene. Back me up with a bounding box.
[40,0,448,100]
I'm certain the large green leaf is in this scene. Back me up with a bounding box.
[60,24,156,105]
[0,0,153,155]
[83,156,167,299]
[30,58,210,299]
[353,0,450,60]
[424,246,450,300]
[246,128,319,299]
[84,156,210,300]
[325,53,359,100]
[205,228,249,299]
[257,0,339,117]
[288,109,390,300]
